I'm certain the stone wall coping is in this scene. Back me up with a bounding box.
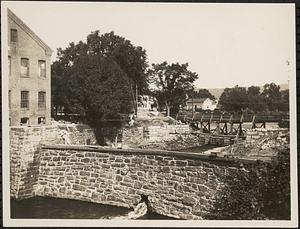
[247,128,289,132]
[41,144,266,165]
[10,123,92,130]
[189,132,237,138]
[10,125,52,129]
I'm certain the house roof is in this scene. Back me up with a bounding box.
[8,8,53,56]
[186,98,207,104]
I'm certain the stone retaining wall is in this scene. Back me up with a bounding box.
[30,145,262,220]
[95,124,190,146]
[246,128,289,145]
[142,125,190,142]
[10,124,97,199]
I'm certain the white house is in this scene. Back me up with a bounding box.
[185,98,217,111]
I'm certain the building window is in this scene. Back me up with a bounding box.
[9,90,11,109]
[38,117,46,124]
[8,56,11,76]
[21,91,29,109]
[20,117,29,125]
[38,60,46,78]
[38,91,46,109]
[21,58,30,77]
[10,29,18,42]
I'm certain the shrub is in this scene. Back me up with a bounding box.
[205,146,290,220]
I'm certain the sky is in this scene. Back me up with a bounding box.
[2,1,295,89]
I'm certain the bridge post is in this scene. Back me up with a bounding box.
[238,122,243,137]
[209,113,213,133]
[229,115,233,134]
[238,113,244,136]
[216,114,223,134]
[215,123,220,134]
[251,114,256,129]
[224,122,228,135]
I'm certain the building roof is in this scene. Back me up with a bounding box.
[8,8,53,56]
[186,98,208,104]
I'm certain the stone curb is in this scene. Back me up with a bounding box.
[41,144,266,165]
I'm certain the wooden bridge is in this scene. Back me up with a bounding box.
[175,111,289,136]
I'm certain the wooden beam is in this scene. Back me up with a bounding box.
[251,114,256,129]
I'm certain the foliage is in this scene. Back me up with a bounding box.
[86,31,149,93]
[53,53,133,123]
[277,89,289,112]
[51,31,149,122]
[261,83,281,111]
[219,83,289,112]
[148,61,198,116]
[259,146,290,219]
[218,86,248,112]
[191,89,215,100]
[205,146,290,220]
[246,86,265,112]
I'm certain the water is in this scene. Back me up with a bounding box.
[11,197,176,220]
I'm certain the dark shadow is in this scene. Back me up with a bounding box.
[11,147,41,204]
[94,121,122,146]
[204,146,290,220]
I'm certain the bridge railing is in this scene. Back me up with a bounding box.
[176,110,289,127]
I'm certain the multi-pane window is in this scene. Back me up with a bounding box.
[38,60,46,78]
[21,91,29,108]
[38,91,46,109]
[8,56,11,75]
[21,58,29,77]
[10,29,18,42]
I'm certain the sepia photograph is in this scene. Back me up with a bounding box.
[1,1,298,227]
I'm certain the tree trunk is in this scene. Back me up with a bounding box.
[166,105,170,117]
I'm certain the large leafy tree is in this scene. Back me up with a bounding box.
[148,61,198,116]
[219,86,248,112]
[277,89,289,112]
[51,31,149,122]
[219,83,288,113]
[261,83,281,111]
[86,31,149,93]
[191,89,215,100]
[246,86,264,112]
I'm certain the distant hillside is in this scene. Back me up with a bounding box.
[278,83,289,91]
[198,83,289,100]
[207,88,224,100]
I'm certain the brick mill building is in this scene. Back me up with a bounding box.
[8,9,53,126]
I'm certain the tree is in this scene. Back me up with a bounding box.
[278,89,289,112]
[51,31,149,120]
[261,83,281,111]
[86,31,149,93]
[148,61,198,116]
[75,56,132,122]
[191,89,215,100]
[219,85,248,112]
[246,86,264,112]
